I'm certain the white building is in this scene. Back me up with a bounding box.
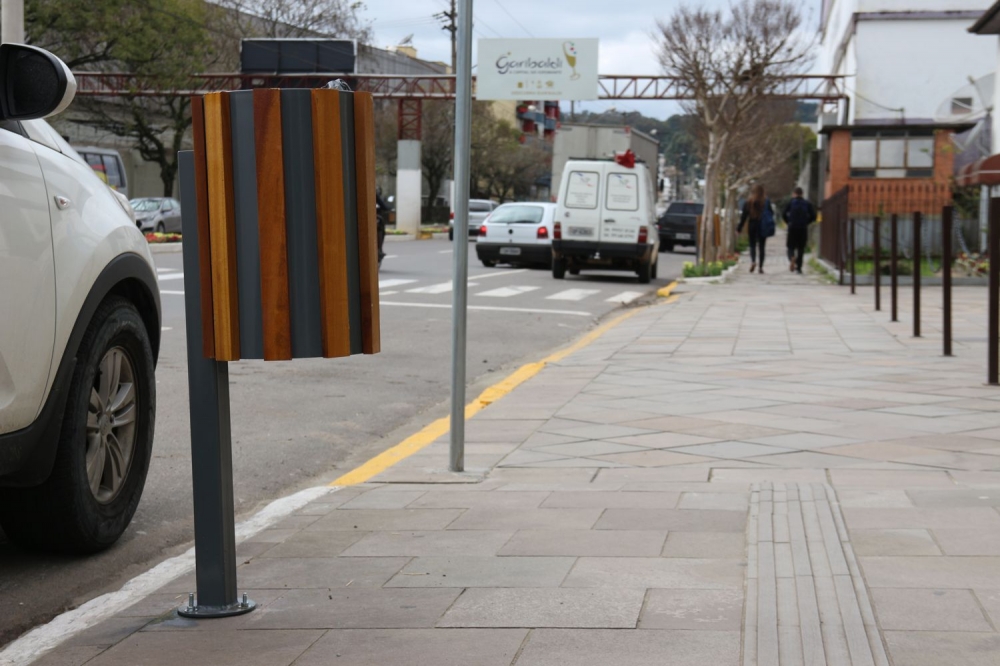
[817,0,996,206]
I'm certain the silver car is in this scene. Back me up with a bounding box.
[449,199,498,240]
[130,197,182,233]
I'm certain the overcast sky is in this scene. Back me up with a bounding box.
[361,0,819,119]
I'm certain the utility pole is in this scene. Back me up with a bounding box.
[434,0,457,73]
[2,0,25,44]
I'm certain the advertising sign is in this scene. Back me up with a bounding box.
[476,38,599,101]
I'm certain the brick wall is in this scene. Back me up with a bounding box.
[823,129,954,214]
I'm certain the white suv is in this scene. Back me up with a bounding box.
[0,45,160,553]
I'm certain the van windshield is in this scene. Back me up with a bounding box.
[489,205,545,224]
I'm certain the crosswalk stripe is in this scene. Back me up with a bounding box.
[407,281,455,294]
[380,301,591,317]
[606,291,644,304]
[477,285,541,298]
[379,278,417,288]
[547,288,600,301]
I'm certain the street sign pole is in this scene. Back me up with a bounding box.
[1,0,25,43]
[449,0,474,472]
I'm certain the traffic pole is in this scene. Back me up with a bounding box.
[448,0,474,472]
[2,0,25,43]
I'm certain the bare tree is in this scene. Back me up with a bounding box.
[213,0,372,43]
[421,100,454,213]
[655,0,812,262]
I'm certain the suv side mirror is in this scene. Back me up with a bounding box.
[0,44,76,121]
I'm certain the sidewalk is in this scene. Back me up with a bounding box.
[26,259,1000,666]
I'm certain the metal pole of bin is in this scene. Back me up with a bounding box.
[873,216,881,311]
[448,0,474,472]
[890,214,899,322]
[942,206,953,357]
[176,151,254,618]
[989,197,1000,385]
[913,212,922,338]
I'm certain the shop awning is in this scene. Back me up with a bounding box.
[955,153,1000,187]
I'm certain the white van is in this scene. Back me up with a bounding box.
[553,157,659,283]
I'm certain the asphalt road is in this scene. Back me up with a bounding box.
[0,237,692,647]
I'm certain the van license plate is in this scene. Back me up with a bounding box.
[500,247,521,256]
[568,227,594,237]
[675,233,692,240]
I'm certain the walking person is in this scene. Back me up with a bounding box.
[738,184,775,274]
[783,186,816,274]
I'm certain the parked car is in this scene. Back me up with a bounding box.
[657,201,703,252]
[73,145,128,198]
[449,199,498,240]
[131,197,182,233]
[552,157,659,283]
[0,44,161,553]
[475,202,556,268]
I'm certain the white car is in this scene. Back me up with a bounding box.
[448,199,498,240]
[553,157,659,283]
[0,45,161,553]
[475,202,556,268]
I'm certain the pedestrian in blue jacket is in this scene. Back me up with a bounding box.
[782,187,817,274]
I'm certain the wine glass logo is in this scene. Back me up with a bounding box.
[563,41,580,80]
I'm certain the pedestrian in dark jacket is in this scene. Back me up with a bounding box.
[782,187,816,274]
[738,183,771,274]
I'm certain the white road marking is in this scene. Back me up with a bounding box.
[157,273,185,282]
[468,268,528,281]
[606,291,645,304]
[385,255,398,259]
[406,281,456,294]
[160,290,185,295]
[379,278,418,288]
[439,249,453,254]
[380,301,592,317]
[547,288,600,301]
[0,487,334,666]
[477,285,541,298]
[380,290,399,295]
[405,269,529,294]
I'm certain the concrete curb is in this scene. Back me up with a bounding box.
[384,234,415,242]
[677,261,740,285]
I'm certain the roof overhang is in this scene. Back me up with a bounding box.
[956,153,1000,187]
[970,2,1000,34]
[819,122,976,135]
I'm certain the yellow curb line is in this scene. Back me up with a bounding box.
[329,305,649,487]
[656,280,678,299]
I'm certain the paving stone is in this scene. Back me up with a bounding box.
[85,630,324,666]
[446,507,601,530]
[533,441,647,457]
[836,489,914,508]
[677,492,750,512]
[386,556,575,588]
[407,490,549,509]
[499,529,666,557]
[709,469,829,484]
[662,532,746,558]
[747,433,857,450]
[860,556,1000,588]
[671,441,795,460]
[595,467,711,483]
[340,530,514,557]
[624,416,725,432]
[292,629,527,666]
[850,529,942,556]
[605,432,724,449]
[932,528,1000,556]
[680,423,791,440]
[972,588,1000,628]
[338,489,426,509]
[591,450,715,467]
[843,507,1000,529]
[638,588,744,630]
[562,557,744,589]
[243,588,461,629]
[62,616,151,647]
[30,646,105,666]
[439,588,644,628]
[540,491,680,509]
[515,628,740,666]
[595,508,747,532]
[258,530,369,558]
[235,556,410,589]
[306,509,463,531]
[871,588,992,631]
[883,631,1000,666]
[906,488,1000,508]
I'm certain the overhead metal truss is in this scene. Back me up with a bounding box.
[72,73,846,102]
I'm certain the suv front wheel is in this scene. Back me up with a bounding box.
[0,297,155,553]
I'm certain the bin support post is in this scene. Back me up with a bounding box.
[176,150,255,618]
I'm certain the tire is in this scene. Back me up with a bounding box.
[481,259,497,268]
[155,222,165,234]
[569,268,580,276]
[637,257,652,284]
[0,297,156,553]
[552,258,567,279]
[448,228,454,241]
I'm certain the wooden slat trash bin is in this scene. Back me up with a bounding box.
[175,88,380,618]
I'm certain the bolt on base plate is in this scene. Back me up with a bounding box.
[177,593,256,618]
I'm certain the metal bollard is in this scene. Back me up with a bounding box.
[942,206,953,357]
[913,212,921,338]
[890,214,899,322]
[850,218,856,295]
[873,216,881,311]
[990,198,1000,385]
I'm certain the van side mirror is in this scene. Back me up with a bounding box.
[0,44,76,121]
